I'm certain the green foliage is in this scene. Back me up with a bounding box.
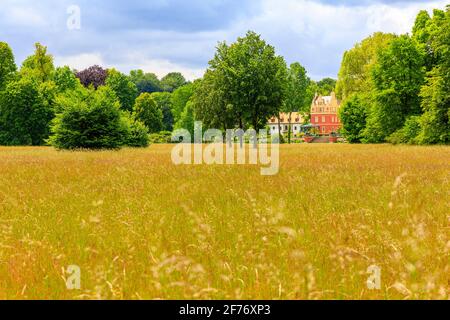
[160,72,187,92]
[415,7,450,144]
[0,78,56,145]
[106,69,138,112]
[133,93,163,134]
[53,66,79,93]
[21,43,54,83]
[362,35,425,143]
[192,70,233,130]
[336,32,396,101]
[171,83,194,123]
[149,131,173,144]
[338,94,368,143]
[284,62,312,114]
[129,70,162,94]
[151,92,174,131]
[121,113,149,148]
[196,31,287,130]
[387,116,421,145]
[283,62,312,143]
[175,100,195,135]
[314,78,336,96]
[0,42,16,89]
[49,86,128,149]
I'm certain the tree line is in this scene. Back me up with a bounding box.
[337,5,449,145]
[0,5,447,149]
[0,31,335,148]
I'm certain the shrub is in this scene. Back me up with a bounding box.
[49,86,128,149]
[387,116,422,145]
[149,131,172,144]
[121,113,150,148]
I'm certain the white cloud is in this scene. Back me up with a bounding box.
[54,52,205,80]
[3,7,47,27]
[54,53,105,71]
[226,0,449,79]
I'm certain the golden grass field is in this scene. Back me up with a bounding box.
[0,144,448,300]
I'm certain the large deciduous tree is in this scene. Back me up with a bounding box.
[362,35,426,143]
[283,62,312,143]
[416,6,450,144]
[133,93,163,133]
[151,92,174,132]
[171,83,194,124]
[196,31,287,131]
[0,78,56,145]
[20,43,55,83]
[53,66,79,93]
[0,42,16,89]
[338,94,368,143]
[76,65,108,89]
[336,32,396,101]
[106,69,138,112]
[129,70,162,94]
[160,72,187,92]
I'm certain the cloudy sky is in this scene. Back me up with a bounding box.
[0,0,448,80]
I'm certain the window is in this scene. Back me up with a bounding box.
[322,127,326,133]
[294,126,297,131]
[285,125,288,130]
[322,116,326,123]
[315,116,319,123]
[273,126,276,131]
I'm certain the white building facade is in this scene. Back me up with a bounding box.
[268,112,305,135]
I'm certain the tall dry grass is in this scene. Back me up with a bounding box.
[0,144,448,299]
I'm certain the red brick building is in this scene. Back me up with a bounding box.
[310,92,342,135]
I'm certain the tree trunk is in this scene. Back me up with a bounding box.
[288,111,292,144]
[277,114,282,142]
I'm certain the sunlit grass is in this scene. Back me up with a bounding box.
[0,144,448,300]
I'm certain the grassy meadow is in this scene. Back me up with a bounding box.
[0,144,448,300]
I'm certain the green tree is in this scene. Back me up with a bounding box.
[283,62,312,143]
[416,6,450,144]
[192,70,234,131]
[171,83,194,123]
[338,94,368,143]
[160,72,187,92]
[121,113,149,147]
[200,31,287,130]
[129,70,162,94]
[21,43,54,83]
[412,9,446,71]
[175,100,195,135]
[0,42,16,89]
[0,78,56,145]
[133,93,163,133]
[106,69,138,112]
[336,32,396,101]
[315,78,336,96]
[151,92,174,131]
[49,86,128,149]
[362,35,425,143]
[53,66,79,93]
